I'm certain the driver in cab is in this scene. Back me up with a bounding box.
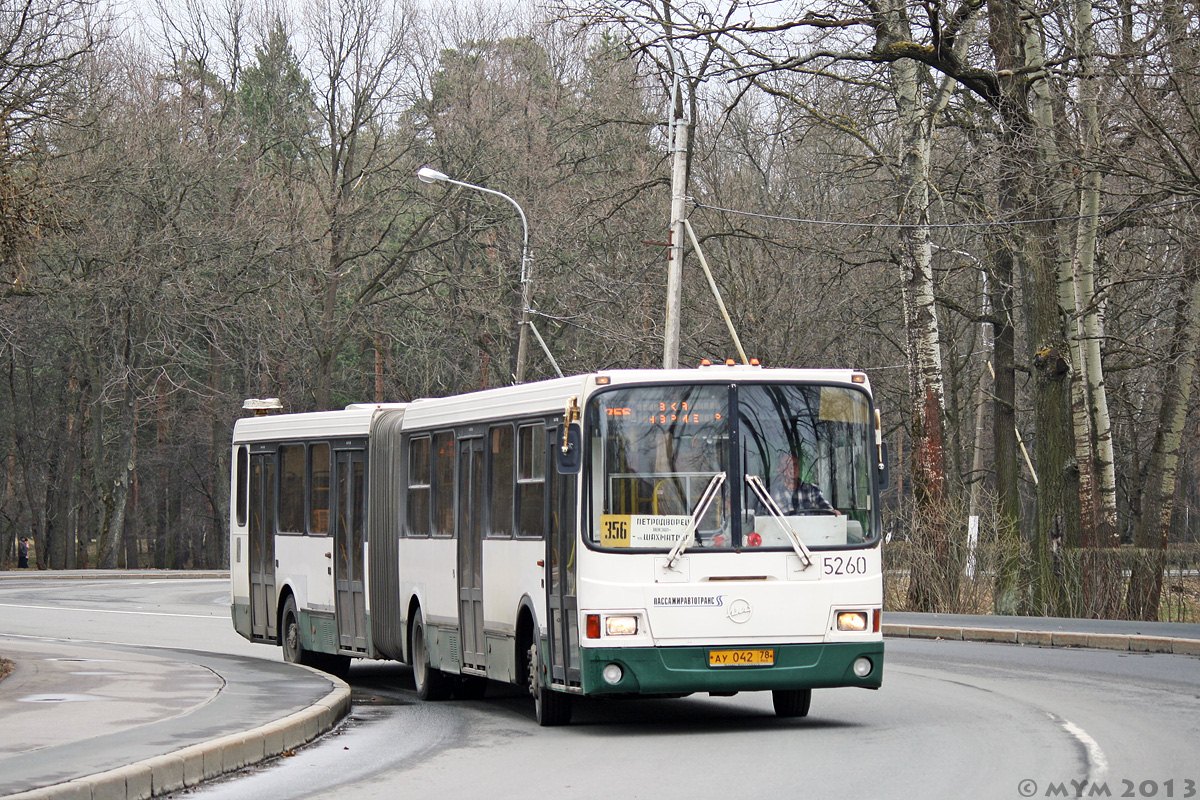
[772,455,841,516]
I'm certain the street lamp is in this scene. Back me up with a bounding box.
[417,166,535,383]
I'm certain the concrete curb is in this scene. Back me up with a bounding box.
[2,675,351,800]
[883,623,1200,657]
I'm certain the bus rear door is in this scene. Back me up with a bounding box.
[334,449,368,653]
[249,451,277,642]
[458,437,486,672]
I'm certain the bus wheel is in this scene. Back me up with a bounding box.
[281,597,312,667]
[412,613,451,701]
[528,641,572,726]
[772,688,812,718]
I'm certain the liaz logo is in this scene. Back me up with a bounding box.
[726,599,753,623]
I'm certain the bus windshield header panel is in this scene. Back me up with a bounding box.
[588,382,876,552]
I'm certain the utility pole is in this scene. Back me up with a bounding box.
[662,111,690,369]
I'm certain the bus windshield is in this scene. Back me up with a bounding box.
[588,383,875,551]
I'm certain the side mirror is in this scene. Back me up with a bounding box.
[556,426,582,474]
[877,441,890,490]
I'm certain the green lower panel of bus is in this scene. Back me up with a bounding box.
[232,601,251,639]
[579,641,884,695]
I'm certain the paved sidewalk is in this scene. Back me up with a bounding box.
[0,637,349,800]
[884,611,1200,655]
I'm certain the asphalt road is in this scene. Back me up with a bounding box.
[2,575,1198,800]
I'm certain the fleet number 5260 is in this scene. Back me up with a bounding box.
[823,556,868,576]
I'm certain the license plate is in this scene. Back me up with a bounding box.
[708,648,775,667]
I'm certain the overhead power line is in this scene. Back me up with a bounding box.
[691,197,1197,230]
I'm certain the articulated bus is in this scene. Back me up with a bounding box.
[230,365,887,725]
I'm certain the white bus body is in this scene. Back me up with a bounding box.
[230,366,886,724]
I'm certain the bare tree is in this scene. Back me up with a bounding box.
[1,0,99,291]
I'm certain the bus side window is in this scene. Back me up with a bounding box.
[309,442,330,535]
[407,436,431,537]
[235,446,248,527]
[516,423,545,538]
[489,425,514,538]
[432,431,455,537]
[279,444,305,533]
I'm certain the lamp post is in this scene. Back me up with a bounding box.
[417,166,533,383]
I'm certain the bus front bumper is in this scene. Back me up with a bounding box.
[579,641,884,695]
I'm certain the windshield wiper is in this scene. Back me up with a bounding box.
[664,472,726,570]
[745,474,814,569]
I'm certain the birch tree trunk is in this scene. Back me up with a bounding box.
[1125,261,1200,619]
[894,59,951,610]
[1069,0,1121,616]
[1124,0,1200,618]
[98,373,138,569]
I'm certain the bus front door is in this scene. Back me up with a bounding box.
[547,455,580,687]
[334,449,368,653]
[457,438,486,672]
[249,452,277,642]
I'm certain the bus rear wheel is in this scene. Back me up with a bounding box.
[527,641,572,726]
[281,596,314,667]
[281,597,350,678]
[772,688,812,718]
[412,612,451,701]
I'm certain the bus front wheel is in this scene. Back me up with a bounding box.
[772,688,812,718]
[411,612,451,701]
[527,641,572,726]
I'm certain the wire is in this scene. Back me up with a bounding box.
[691,197,1197,230]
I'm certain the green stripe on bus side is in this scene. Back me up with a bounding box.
[298,610,339,654]
[578,642,884,695]
[232,602,251,639]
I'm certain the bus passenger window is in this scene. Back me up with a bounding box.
[310,442,330,534]
[407,436,431,536]
[279,444,305,533]
[517,424,545,538]
[489,425,514,537]
[235,446,248,527]
[433,431,455,537]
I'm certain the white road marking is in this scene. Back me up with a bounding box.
[1051,712,1109,784]
[0,602,221,619]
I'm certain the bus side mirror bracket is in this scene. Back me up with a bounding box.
[557,426,582,474]
[557,397,582,475]
[877,441,890,490]
[873,408,889,490]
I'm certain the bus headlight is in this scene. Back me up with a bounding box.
[605,615,638,636]
[853,657,873,678]
[836,611,869,632]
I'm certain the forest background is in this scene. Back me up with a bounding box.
[2,0,1199,621]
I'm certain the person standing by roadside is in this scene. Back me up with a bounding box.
[17,537,29,569]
